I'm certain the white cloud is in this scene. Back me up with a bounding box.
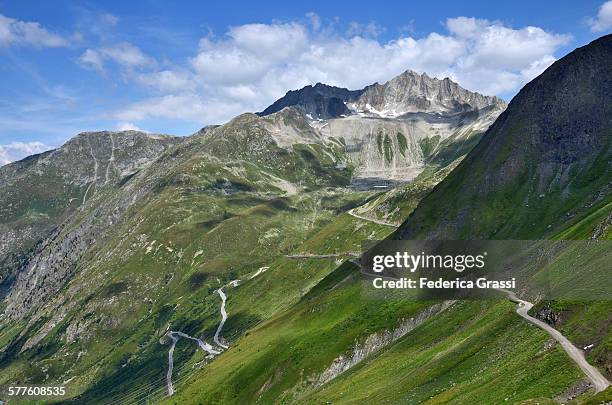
[101,13,119,26]
[114,16,571,126]
[78,49,105,73]
[0,13,70,47]
[116,122,146,132]
[78,42,155,73]
[101,42,155,67]
[447,17,570,71]
[346,21,386,38]
[136,70,193,93]
[306,12,321,31]
[587,1,612,32]
[0,141,51,165]
[190,23,308,86]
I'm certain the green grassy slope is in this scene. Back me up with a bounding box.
[300,300,582,404]
[0,109,399,404]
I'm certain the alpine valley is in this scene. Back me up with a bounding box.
[0,34,611,405]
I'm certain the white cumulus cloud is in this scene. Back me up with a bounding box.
[112,15,571,126]
[0,141,51,166]
[78,42,156,73]
[587,1,612,32]
[0,13,70,48]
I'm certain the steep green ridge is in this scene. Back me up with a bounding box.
[300,300,583,404]
[391,37,612,381]
[396,35,612,240]
[380,34,612,398]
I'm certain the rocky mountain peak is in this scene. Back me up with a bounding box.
[351,69,506,117]
[257,83,363,119]
[259,69,505,120]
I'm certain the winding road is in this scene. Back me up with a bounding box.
[290,255,609,393]
[163,276,253,395]
[214,288,229,349]
[347,208,399,228]
[498,289,610,393]
[163,331,221,395]
[165,332,178,396]
[285,252,360,259]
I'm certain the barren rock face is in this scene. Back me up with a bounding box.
[257,70,506,185]
[351,70,505,117]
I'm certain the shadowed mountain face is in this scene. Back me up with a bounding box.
[258,83,364,119]
[396,34,612,240]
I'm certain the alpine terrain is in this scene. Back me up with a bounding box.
[0,32,610,405]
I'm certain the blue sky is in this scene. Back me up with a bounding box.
[1,0,611,164]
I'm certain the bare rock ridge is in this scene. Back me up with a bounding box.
[254,70,506,185]
[258,70,506,119]
[352,70,504,116]
[258,82,364,119]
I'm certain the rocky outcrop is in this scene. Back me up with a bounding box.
[534,304,563,326]
[591,211,612,239]
[258,83,363,119]
[315,300,455,386]
[351,70,505,117]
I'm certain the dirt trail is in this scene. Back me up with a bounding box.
[347,208,399,228]
[498,288,610,393]
[285,252,360,259]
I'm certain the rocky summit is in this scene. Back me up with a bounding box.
[257,70,506,185]
[351,70,504,116]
